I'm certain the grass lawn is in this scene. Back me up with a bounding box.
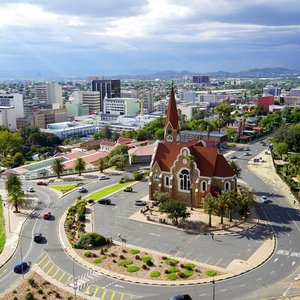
[0,197,6,254]
[52,184,78,192]
[83,182,135,201]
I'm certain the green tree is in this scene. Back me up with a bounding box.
[203,195,217,227]
[273,142,288,159]
[154,128,164,140]
[93,125,112,140]
[52,158,64,178]
[74,157,86,176]
[0,131,22,158]
[229,160,242,177]
[224,190,238,222]
[225,128,238,140]
[159,199,190,226]
[109,154,128,170]
[5,174,25,213]
[237,187,255,216]
[97,157,107,173]
[153,191,172,203]
[216,194,228,225]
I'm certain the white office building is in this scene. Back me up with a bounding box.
[34,83,63,107]
[0,93,24,118]
[70,90,101,113]
[0,106,16,130]
[179,90,196,102]
[103,97,140,115]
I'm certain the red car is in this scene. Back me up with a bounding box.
[43,212,51,220]
[37,181,48,186]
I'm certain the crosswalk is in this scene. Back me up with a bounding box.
[37,253,134,299]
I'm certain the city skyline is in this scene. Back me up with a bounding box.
[1,0,300,78]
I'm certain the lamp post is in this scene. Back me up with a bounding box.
[212,279,215,300]
[1,198,11,233]
[72,258,77,300]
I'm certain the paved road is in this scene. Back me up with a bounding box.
[0,140,299,299]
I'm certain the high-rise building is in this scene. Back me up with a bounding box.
[103,98,140,115]
[70,91,101,114]
[91,80,121,112]
[0,106,16,130]
[192,75,210,84]
[33,108,67,129]
[34,83,63,107]
[263,85,281,96]
[179,90,196,102]
[0,93,24,118]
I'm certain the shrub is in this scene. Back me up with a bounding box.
[135,255,140,260]
[169,267,179,273]
[141,256,152,264]
[118,259,133,266]
[65,219,74,230]
[162,256,167,260]
[165,258,179,266]
[133,171,143,181]
[84,251,92,258]
[110,252,117,257]
[150,271,161,278]
[42,281,50,286]
[28,278,37,288]
[38,289,44,294]
[112,259,117,263]
[126,265,140,272]
[122,249,127,253]
[13,290,17,294]
[180,263,184,268]
[93,256,107,264]
[195,269,200,273]
[142,264,148,270]
[164,269,169,274]
[13,297,18,300]
[68,206,77,214]
[55,291,61,298]
[166,273,179,280]
[78,213,85,222]
[183,263,195,270]
[25,292,34,300]
[119,254,125,259]
[129,249,140,255]
[74,233,107,249]
[178,272,186,278]
[205,270,217,277]
[183,269,194,277]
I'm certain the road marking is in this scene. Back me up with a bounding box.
[67,275,72,282]
[85,284,91,294]
[280,263,284,267]
[58,272,65,282]
[270,270,275,274]
[199,293,207,297]
[120,294,124,300]
[215,258,223,266]
[256,277,262,281]
[93,287,99,297]
[101,289,107,299]
[115,284,124,288]
[112,206,118,210]
[38,255,47,266]
[219,289,227,292]
[287,211,300,231]
[276,250,290,256]
[238,284,246,287]
[290,252,300,258]
[149,233,160,237]
[42,259,50,270]
[110,292,115,300]
[292,261,296,266]
[52,268,60,278]
[274,258,278,262]
[47,264,55,275]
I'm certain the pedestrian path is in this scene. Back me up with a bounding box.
[36,252,134,299]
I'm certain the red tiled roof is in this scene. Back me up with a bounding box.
[117,137,135,144]
[128,144,156,156]
[153,142,235,177]
[100,140,116,147]
[239,135,251,139]
[56,152,86,160]
[62,151,108,169]
[127,140,149,148]
[165,85,179,129]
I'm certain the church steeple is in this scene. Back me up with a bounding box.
[164,84,180,143]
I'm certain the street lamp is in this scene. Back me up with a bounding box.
[212,279,215,300]
[72,258,77,300]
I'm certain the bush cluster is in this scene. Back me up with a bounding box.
[74,233,107,249]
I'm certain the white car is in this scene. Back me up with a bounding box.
[99,175,110,180]
[261,195,268,203]
[27,187,35,192]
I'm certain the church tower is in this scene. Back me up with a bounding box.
[164,84,180,143]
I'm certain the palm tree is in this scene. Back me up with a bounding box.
[237,187,255,216]
[187,155,195,210]
[75,158,86,176]
[5,174,25,213]
[216,194,228,225]
[203,195,216,227]
[206,122,214,142]
[229,160,242,177]
[52,158,64,179]
[97,157,106,173]
[224,190,238,222]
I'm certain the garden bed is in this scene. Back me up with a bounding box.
[75,244,224,282]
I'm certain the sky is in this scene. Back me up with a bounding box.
[0,0,300,78]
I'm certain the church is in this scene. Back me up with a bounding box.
[149,86,237,208]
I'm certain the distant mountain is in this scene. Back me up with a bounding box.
[109,67,300,80]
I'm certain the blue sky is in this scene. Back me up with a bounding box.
[0,0,300,78]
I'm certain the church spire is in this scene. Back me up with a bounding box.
[164,83,180,143]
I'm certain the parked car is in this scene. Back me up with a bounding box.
[98,198,111,205]
[27,187,35,192]
[99,175,110,180]
[243,147,249,151]
[14,262,28,273]
[37,181,48,186]
[169,295,192,300]
[229,155,237,159]
[87,199,94,204]
[261,195,268,203]
[78,187,88,193]
[124,186,133,192]
[244,152,251,156]
[43,212,52,220]
[33,233,43,243]
[135,200,146,206]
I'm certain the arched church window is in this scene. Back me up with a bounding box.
[202,181,207,191]
[225,182,230,191]
[179,169,190,191]
[165,176,170,187]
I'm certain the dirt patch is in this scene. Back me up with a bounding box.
[2,272,84,300]
[75,243,224,281]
